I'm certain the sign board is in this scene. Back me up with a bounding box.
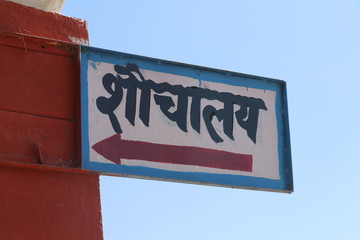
[80,46,293,192]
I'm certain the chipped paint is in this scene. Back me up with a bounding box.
[68,36,89,45]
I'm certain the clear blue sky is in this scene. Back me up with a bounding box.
[63,1,360,239]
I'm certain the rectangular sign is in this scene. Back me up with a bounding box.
[81,46,293,192]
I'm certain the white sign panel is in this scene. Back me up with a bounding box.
[81,46,293,192]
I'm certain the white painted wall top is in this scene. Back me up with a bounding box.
[8,0,66,12]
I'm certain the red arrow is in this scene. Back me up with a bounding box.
[92,134,252,172]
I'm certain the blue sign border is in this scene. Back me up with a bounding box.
[80,46,293,193]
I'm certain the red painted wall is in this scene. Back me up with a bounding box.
[0,32,79,168]
[0,0,88,44]
[0,1,103,239]
[0,165,103,239]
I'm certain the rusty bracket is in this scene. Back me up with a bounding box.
[35,144,44,164]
